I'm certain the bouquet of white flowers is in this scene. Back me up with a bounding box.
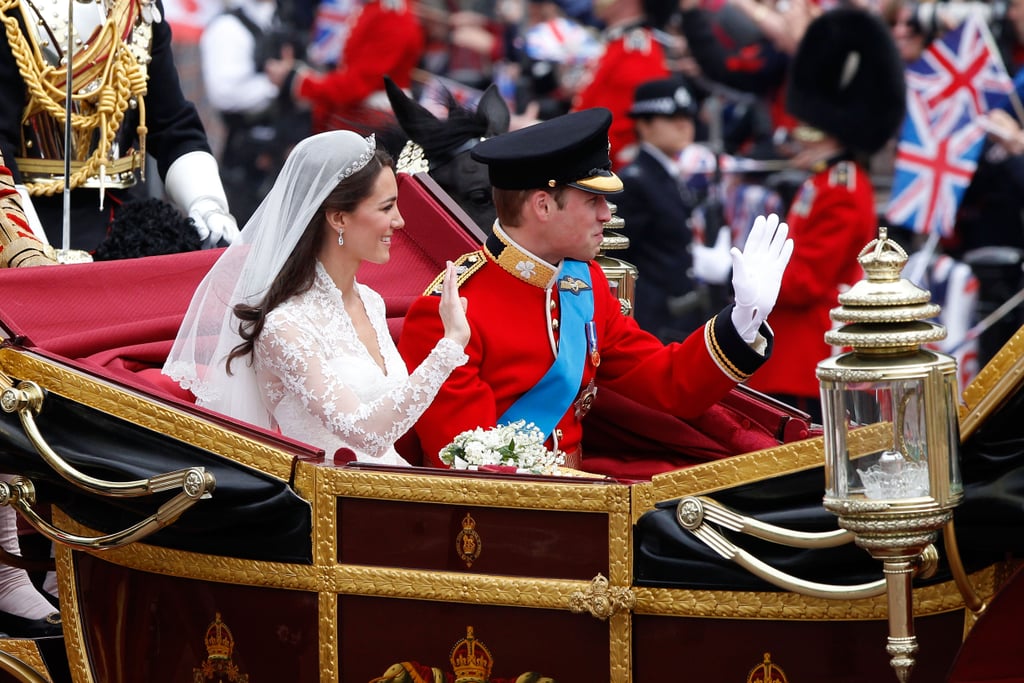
[438,420,566,475]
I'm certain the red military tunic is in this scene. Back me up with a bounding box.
[295,0,424,133]
[398,226,772,477]
[745,159,877,401]
[573,24,670,170]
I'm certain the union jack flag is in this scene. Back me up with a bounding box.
[307,0,358,68]
[886,14,1014,235]
[887,91,986,236]
[905,14,1014,120]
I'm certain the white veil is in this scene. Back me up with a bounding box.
[163,130,377,428]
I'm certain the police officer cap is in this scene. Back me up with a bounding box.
[628,77,698,119]
[470,108,623,194]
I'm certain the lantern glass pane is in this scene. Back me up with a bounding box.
[827,378,932,501]
[944,374,963,497]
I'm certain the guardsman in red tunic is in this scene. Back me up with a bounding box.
[398,107,793,479]
[270,0,424,134]
[743,8,906,422]
[572,0,672,169]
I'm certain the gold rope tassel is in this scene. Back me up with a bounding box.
[0,0,148,195]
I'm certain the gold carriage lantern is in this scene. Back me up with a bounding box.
[598,202,638,317]
[815,228,963,683]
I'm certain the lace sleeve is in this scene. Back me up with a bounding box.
[256,315,467,459]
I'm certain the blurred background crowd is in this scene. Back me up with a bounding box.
[159,0,1024,388]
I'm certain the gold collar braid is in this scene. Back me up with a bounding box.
[0,0,148,195]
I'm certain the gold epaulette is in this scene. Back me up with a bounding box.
[827,161,856,190]
[623,27,651,53]
[424,251,486,295]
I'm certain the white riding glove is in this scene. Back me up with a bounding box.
[691,228,732,284]
[729,213,794,343]
[164,151,240,248]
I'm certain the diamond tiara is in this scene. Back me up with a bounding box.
[338,134,377,182]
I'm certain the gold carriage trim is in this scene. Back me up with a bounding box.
[0,640,52,683]
[0,349,298,481]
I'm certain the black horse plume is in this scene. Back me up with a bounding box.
[385,76,510,231]
[384,76,510,166]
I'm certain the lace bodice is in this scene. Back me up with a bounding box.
[254,263,467,465]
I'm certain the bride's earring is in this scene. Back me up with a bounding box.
[337,229,344,246]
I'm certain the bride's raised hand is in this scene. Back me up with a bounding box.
[439,261,470,348]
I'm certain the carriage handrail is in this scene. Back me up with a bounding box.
[0,376,215,549]
[691,494,856,548]
[676,496,897,600]
[0,474,213,551]
[0,379,215,498]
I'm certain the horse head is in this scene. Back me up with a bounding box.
[385,76,510,232]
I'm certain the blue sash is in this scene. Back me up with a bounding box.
[498,260,593,439]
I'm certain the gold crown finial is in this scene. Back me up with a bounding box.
[204,613,235,660]
[857,225,908,284]
[449,626,493,683]
[825,226,945,355]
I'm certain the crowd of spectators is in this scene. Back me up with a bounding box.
[184,0,1024,367]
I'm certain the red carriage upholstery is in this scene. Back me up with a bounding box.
[0,248,220,402]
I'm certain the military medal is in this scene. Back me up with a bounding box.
[586,320,600,367]
[574,379,598,420]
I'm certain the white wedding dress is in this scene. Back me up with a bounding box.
[254,262,467,465]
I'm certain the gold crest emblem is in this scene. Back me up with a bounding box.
[747,652,789,683]
[455,512,482,568]
[371,626,556,683]
[193,613,249,682]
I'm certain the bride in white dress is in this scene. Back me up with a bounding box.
[163,130,470,465]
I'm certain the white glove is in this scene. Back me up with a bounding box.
[691,228,732,284]
[164,151,241,248]
[729,213,794,343]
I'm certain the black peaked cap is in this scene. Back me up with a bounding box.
[470,108,623,194]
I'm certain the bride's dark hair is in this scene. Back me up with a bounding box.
[226,148,394,373]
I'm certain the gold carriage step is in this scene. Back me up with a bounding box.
[15,153,143,190]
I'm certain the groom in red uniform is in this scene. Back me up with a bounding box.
[398,107,793,479]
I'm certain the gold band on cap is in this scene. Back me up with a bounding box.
[573,172,623,194]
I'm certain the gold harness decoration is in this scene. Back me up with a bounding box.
[0,0,150,194]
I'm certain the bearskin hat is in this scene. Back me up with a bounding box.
[785,7,906,154]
